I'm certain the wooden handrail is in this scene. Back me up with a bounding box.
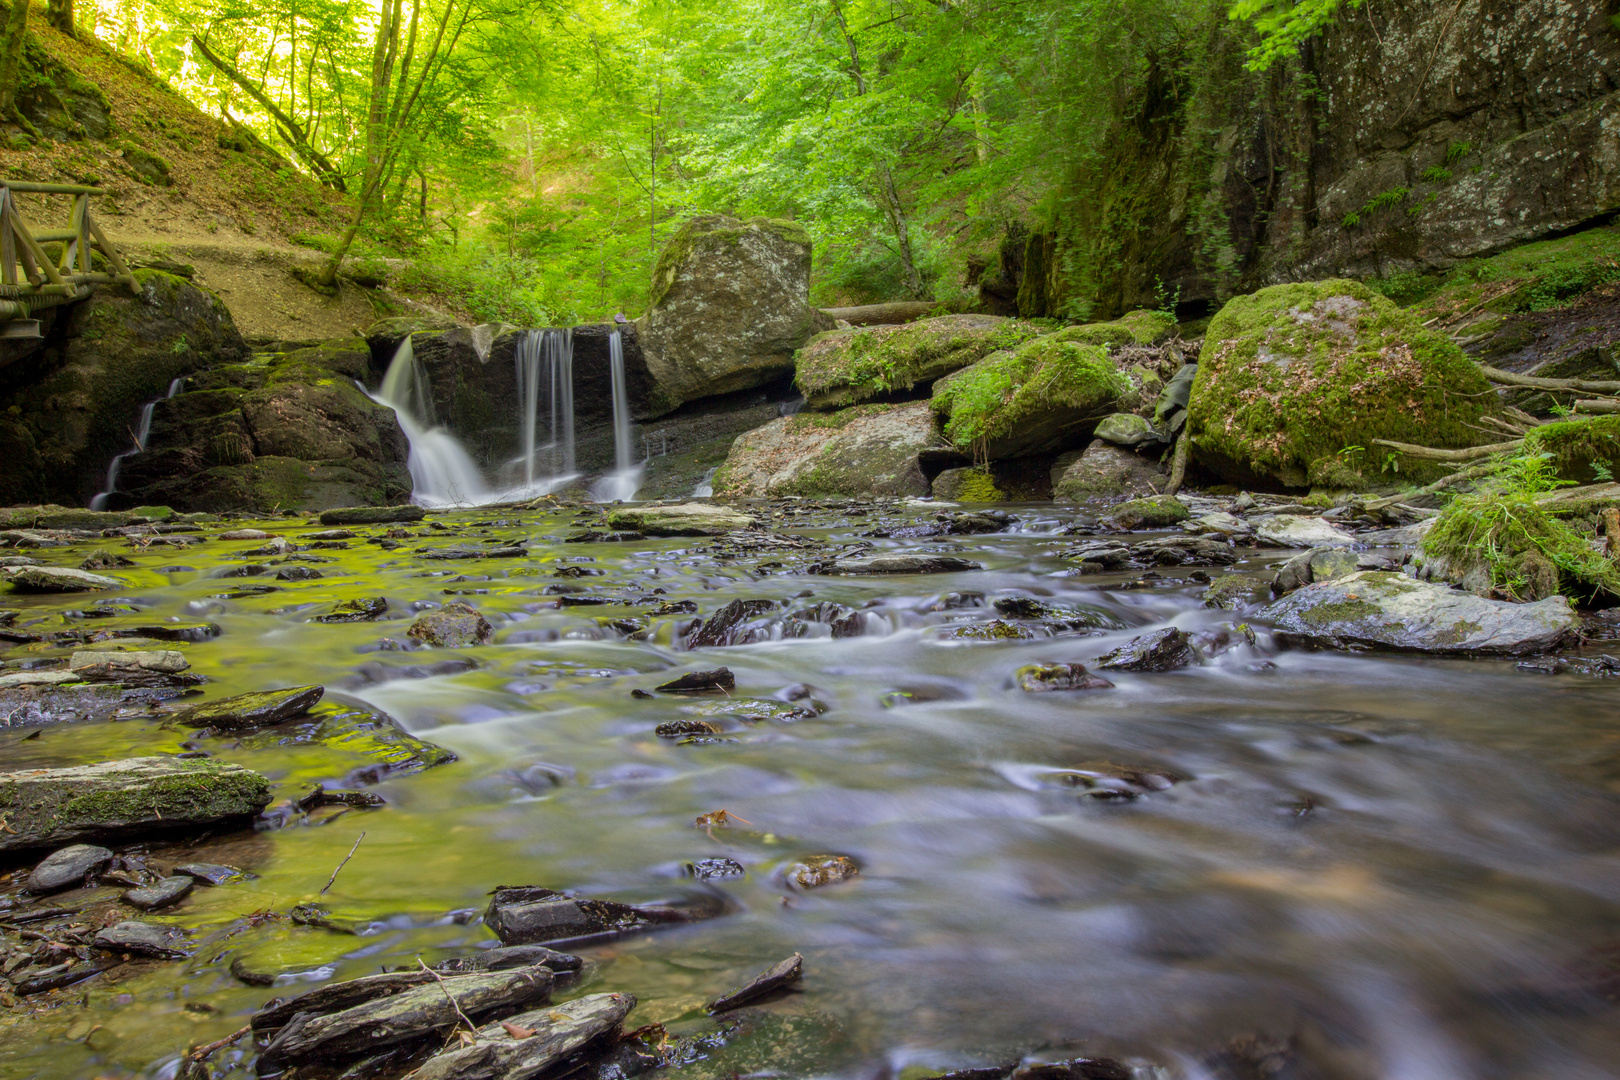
[1,180,106,195]
[0,180,134,305]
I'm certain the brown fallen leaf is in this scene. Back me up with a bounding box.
[501,1022,537,1040]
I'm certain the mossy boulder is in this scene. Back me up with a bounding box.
[0,270,245,506]
[1049,309,1176,348]
[1108,494,1189,529]
[1523,415,1620,484]
[931,336,1129,459]
[1053,441,1166,501]
[637,215,831,412]
[931,465,1004,502]
[1187,280,1498,489]
[795,315,1040,410]
[716,402,949,498]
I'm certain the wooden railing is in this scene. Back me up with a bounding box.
[0,180,136,328]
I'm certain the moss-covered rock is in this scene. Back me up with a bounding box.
[931,465,1004,502]
[931,336,1128,459]
[1108,494,1189,529]
[716,402,948,498]
[1522,414,1620,484]
[1417,489,1620,600]
[1049,309,1176,348]
[637,215,831,412]
[1187,280,1498,489]
[1053,441,1166,501]
[795,315,1040,410]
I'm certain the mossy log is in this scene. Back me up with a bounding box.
[0,757,272,852]
[1575,399,1620,414]
[408,992,637,1080]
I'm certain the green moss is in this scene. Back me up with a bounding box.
[1415,225,1620,320]
[1109,494,1188,529]
[949,466,1004,502]
[1523,415,1620,484]
[59,769,269,823]
[1188,280,1497,485]
[1298,597,1384,626]
[1202,574,1255,609]
[795,316,1041,408]
[1050,309,1176,347]
[932,337,1125,455]
[1422,489,1620,600]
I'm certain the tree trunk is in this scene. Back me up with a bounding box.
[0,0,30,118]
[46,0,70,37]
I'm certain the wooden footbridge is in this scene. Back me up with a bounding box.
[0,179,136,340]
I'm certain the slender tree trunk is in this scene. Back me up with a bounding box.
[46,0,71,37]
[0,0,30,118]
[191,35,347,190]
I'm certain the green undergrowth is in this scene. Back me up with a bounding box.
[1523,414,1620,484]
[932,337,1125,456]
[1415,225,1620,321]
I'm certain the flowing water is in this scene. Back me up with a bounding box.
[89,379,184,511]
[590,330,644,503]
[2,502,1619,1080]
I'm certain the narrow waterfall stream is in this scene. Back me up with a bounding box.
[88,377,184,510]
[370,338,492,507]
[590,329,643,502]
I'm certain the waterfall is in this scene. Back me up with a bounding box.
[692,467,718,498]
[513,328,577,486]
[89,377,185,510]
[588,329,642,502]
[372,338,491,508]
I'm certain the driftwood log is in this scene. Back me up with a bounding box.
[1371,438,1523,462]
[407,992,637,1080]
[255,965,554,1066]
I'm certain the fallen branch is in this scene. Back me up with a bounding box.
[418,959,481,1042]
[1372,438,1522,462]
[1536,482,1620,507]
[1363,459,1502,510]
[187,1025,251,1063]
[320,831,365,896]
[1575,399,1620,415]
[1476,364,1620,395]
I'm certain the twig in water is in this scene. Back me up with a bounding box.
[187,1025,251,1062]
[418,959,481,1042]
[320,831,365,896]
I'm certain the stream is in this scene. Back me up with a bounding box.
[2,499,1618,1080]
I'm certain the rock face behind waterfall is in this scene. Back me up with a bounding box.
[637,215,833,412]
[0,270,245,506]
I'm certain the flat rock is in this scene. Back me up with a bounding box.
[708,953,803,1014]
[1360,518,1436,546]
[820,554,982,575]
[408,603,493,647]
[431,945,584,975]
[1262,570,1581,655]
[2,566,122,592]
[174,685,324,729]
[408,992,638,1080]
[1251,514,1355,549]
[0,757,272,852]
[319,505,426,525]
[174,861,254,885]
[605,503,756,536]
[484,886,708,946]
[655,668,736,694]
[94,920,189,959]
[219,529,276,540]
[1094,628,1197,672]
[123,875,194,911]
[315,597,388,622]
[26,843,112,893]
[70,650,189,674]
[0,670,81,689]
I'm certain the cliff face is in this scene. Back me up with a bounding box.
[1021,0,1620,318]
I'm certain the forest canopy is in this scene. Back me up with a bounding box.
[59,0,1312,323]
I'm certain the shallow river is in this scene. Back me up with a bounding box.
[2,501,1618,1080]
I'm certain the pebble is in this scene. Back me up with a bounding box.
[123,875,194,911]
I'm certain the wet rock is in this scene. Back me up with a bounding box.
[1251,514,1355,549]
[314,597,389,622]
[1014,663,1114,692]
[785,854,859,889]
[1,565,122,592]
[306,529,356,541]
[1262,570,1581,655]
[94,920,189,959]
[275,565,324,581]
[656,668,736,694]
[1052,441,1166,501]
[941,619,1036,641]
[113,623,221,642]
[1203,575,1258,609]
[686,599,780,648]
[606,503,756,536]
[408,603,494,647]
[1108,495,1188,530]
[1011,1058,1131,1080]
[122,875,194,911]
[689,857,747,880]
[431,945,584,976]
[1094,628,1197,672]
[656,719,723,738]
[1130,535,1240,567]
[69,648,189,677]
[254,964,558,1067]
[819,554,982,575]
[0,757,272,852]
[10,957,118,996]
[708,954,803,1014]
[1063,541,1132,572]
[174,862,253,885]
[1039,761,1181,799]
[1186,511,1250,536]
[565,530,644,543]
[0,670,82,689]
[1360,519,1436,546]
[174,685,324,729]
[408,991,638,1080]
[319,505,426,526]
[80,550,137,570]
[992,597,1125,631]
[235,698,456,783]
[1270,546,1372,596]
[484,886,712,946]
[681,697,822,723]
[26,843,113,893]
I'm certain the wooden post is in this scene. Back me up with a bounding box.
[0,188,15,286]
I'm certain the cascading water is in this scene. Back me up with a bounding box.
[589,329,642,502]
[372,338,492,507]
[89,377,184,510]
[513,328,577,486]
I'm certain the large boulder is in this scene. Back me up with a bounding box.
[111,347,410,512]
[1053,441,1166,501]
[715,402,953,498]
[1186,280,1498,489]
[0,270,245,506]
[637,216,829,412]
[794,315,1040,410]
[1261,571,1580,655]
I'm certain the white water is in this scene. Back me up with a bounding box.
[513,328,577,485]
[588,329,643,502]
[691,466,718,498]
[89,377,184,510]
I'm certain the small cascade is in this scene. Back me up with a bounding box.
[691,466,718,498]
[589,329,642,502]
[89,377,184,510]
[513,328,577,487]
[372,338,491,507]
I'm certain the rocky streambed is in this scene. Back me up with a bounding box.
[0,496,1617,1079]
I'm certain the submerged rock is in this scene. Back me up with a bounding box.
[26,843,112,894]
[94,920,190,959]
[785,854,859,889]
[0,757,272,852]
[2,565,122,592]
[319,505,426,525]
[484,886,715,946]
[656,668,736,694]
[315,597,389,622]
[235,698,456,784]
[689,857,747,880]
[1262,570,1581,655]
[122,875,194,911]
[174,861,253,885]
[408,602,494,647]
[173,684,324,729]
[819,553,982,575]
[1094,628,1197,672]
[606,502,756,536]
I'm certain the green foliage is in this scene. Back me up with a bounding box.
[1229,0,1362,72]
[932,336,1125,457]
[1523,414,1620,483]
[1415,226,1620,321]
[1420,166,1452,184]
[1444,141,1472,166]
[795,317,1041,409]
